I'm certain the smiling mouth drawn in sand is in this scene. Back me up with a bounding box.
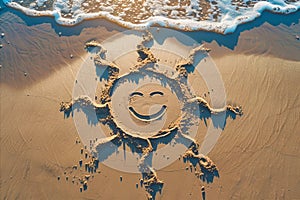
[128,90,167,122]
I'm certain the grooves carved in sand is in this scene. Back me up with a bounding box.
[60,32,243,199]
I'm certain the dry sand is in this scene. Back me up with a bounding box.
[1,7,300,200]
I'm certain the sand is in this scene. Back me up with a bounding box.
[1,5,300,200]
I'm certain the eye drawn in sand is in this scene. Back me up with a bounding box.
[59,29,243,199]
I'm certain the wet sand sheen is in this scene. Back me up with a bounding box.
[1,8,300,88]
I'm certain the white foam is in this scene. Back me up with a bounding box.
[3,0,300,34]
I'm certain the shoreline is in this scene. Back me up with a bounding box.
[0,7,299,90]
[2,0,300,34]
[1,1,300,35]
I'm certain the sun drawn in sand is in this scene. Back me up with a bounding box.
[59,30,243,199]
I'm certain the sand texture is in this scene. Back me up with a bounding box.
[1,7,300,200]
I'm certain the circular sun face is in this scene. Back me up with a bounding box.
[61,27,243,200]
[71,28,229,174]
[58,25,245,200]
[110,71,182,138]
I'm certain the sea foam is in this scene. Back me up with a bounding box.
[2,0,300,34]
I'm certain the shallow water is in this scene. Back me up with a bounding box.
[2,0,300,33]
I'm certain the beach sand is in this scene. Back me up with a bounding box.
[1,6,300,200]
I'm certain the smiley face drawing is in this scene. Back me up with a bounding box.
[67,29,243,200]
[128,89,167,122]
[110,77,182,138]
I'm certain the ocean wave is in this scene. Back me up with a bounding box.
[2,0,300,34]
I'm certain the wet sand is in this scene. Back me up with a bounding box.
[1,5,300,200]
